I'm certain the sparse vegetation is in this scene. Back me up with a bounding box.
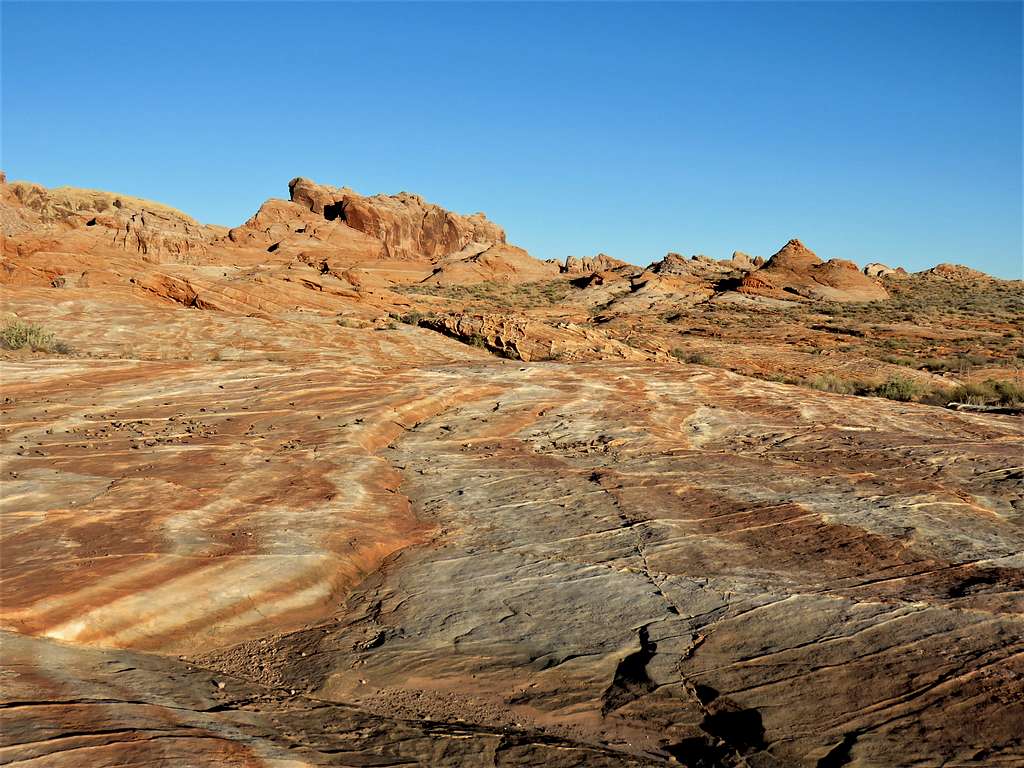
[871,376,923,402]
[948,379,1024,407]
[670,348,711,365]
[399,311,424,325]
[802,373,937,403]
[0,319,71,354]
[807,374,859,395]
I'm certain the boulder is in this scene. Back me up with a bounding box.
[730,250,755,270]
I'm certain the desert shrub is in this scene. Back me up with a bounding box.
[401,311,424,325]
[871,376,922,402]
[670,348,711,365]
[948,380,1024,407]
[807,374,859,395]
[0,319,70,353]
[993,380,1024,405]
[919,357,961,373]
[879,354,916,367]
[949,381,997,406]
[920,354,992,373]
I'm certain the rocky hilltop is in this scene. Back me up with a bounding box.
[1,174,1022,767]
[738,238,890,302]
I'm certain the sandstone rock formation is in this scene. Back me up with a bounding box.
[288,177,506,261]
[863,261,903,278]
[648,252,734,280]
[4,179,220,260]
[728,250,755,270]
[418,311,655,361]
[563,253,633,275]
[739,238,889,302]
[423,244,561,286]
[921,263,993,280]
[2,175,1022,768]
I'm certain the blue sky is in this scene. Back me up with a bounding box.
[3,2,1021,277]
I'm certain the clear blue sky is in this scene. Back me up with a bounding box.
[3,1,1021,277]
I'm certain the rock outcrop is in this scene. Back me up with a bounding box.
[422,244,560,285]
[728,250,756,270]
[863,261,904,278]
[418,311,653,362]
[3,178,219,260]
[739,238,889,302]
[921,263,993,280]
[287,177,506,261]
[563,253,633,275]
[648,252,734,279]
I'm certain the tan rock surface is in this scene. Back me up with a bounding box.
[424,244,562,285]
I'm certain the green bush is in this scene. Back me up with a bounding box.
[993,380,1024,405]
[949,379,1024,407]
[872,376,922,402]
[0,319,70,354]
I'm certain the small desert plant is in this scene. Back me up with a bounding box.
[807,374,859,395]
[871,376,922,402]
[0,319,70,353]
[879,354,916,367]
[670,348,711,365]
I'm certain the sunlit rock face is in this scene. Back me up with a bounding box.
[2,176,1022,767]
[738,238,891,302]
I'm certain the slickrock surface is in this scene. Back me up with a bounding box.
[2,175,1023,767]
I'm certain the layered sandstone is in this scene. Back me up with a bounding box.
[4,179,220,260]
[563,253,634,275]
[1,175,1022,768]
[739,238,889,302]
[287,177,506,261]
